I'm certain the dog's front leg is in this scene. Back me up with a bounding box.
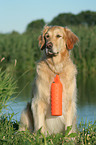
[63,77,77,133]
[32,100,46,133]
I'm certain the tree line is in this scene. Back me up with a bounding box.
[26,11,96,32]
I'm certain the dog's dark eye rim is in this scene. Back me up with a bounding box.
[45,34,49,38]
[56,34,62,38]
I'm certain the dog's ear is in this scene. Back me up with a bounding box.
[65,28,79,50]
[38,25,50,50]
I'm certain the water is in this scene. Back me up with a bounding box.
[4,75,96,125]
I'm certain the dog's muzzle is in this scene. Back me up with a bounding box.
[46,42,59,56]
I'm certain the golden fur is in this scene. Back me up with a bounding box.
[19,26,79,134]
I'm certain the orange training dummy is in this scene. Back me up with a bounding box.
[51,75,63,116]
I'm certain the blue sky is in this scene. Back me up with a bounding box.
[0,0,96,33]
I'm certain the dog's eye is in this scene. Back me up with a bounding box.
[46,34,49,39]
[56,34,62,38]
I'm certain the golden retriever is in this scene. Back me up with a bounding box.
[19,25,79,134]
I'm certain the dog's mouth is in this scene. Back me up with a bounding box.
[45,48,59,56]
[45,42,59,56]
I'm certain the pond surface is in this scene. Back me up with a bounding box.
[4,75,96,126]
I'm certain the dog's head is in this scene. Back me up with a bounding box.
[39,25,79,56]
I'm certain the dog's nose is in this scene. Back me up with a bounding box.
[46,42,53,49]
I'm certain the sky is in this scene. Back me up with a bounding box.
[0,0,96,33]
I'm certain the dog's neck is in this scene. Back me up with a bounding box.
[45,49,70,75]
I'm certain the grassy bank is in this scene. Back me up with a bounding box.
[0,115,96,145]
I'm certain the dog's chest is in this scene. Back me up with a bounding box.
[40,71,70,104]
[45,102,66,134]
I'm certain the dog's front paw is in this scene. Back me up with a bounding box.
[36,126,48,136]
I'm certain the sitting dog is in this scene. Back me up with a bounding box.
[19,25,79,134]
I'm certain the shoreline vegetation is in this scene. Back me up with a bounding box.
[0,11,96,79]
[0,25,96,79]
[0,10,96,144]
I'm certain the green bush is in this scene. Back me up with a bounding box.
[49,11,96,26]
[26,19,45,32]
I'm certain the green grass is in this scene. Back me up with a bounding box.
[70,26,96,76]
[0,69,16,113]
[0,115,96,145]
